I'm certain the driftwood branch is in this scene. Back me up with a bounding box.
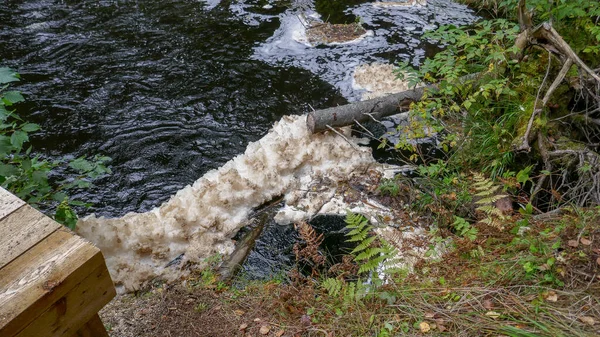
[307,72,485,134]
[307,87,425,133]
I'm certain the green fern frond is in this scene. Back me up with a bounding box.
[345,212,400,275]
[346,227,371,242]
[322,277,344,297]
[476,194,507,204]
[474,180,495,191]
[355,246,385,261]
[476,205,503,217]
[351,236,378,254]
[474,185,501,196]
[470,172,508,231]
[358,255,388,274]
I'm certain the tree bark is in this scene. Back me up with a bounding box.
[306,87,426,133]
[306,71,487,133]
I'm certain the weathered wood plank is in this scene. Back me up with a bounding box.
[0,205,61,270]
[71,314,109,337]
[0,187,25,222]
[0,228,107,336]
[16,263,115,337]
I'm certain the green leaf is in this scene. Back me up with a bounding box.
[2,91,25,105]
[10,130,28,152]
[0,68,20,84]
[0,164,19,177]
[55,200,78,230]
[0,135,14,155]
[76,180,91,188]
[21,158,31,171]
[68,158,94,172]
[0,105,10,121]
[516,167,531,184]
[52,192,68,202]
[20,123,40,132]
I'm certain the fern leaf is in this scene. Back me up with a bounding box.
[323,278,343,297]
[354,246,385,261]
[476,194,507,204]
[351,235,378,254]
[359,254,388,274]
[476,205,502,216]
[474,185,500,196]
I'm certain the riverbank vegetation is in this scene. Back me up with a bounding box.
[101,1,600,336]
[3,0,599,335]
[0,68,110,228]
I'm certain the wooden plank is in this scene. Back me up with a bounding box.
[71,314,109,337]
[0,187,25,222]
[0,229,109,336]
[16,263,115,337]
[0,205,61,270]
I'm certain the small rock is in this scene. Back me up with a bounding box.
[568,240,579,248]
[259,325,271,335]
[262,4,273,9]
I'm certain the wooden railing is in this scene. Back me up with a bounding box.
[0,187,116,337]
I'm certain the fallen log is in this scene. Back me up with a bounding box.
[306,86,426,133]
[306,72,485,134]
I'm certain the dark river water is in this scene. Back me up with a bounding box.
[0,0,476,217]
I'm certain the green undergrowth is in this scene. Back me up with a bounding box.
[178,203,599,336]
[389,0,600,209]
[0,68,111,228]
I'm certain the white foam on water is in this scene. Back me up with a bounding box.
[77,115,374,292]
[353,63,413,100]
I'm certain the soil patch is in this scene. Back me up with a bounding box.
[100,284,281,337]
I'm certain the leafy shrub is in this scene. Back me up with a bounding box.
[0,67,110,228]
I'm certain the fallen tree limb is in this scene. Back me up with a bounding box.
[306,87,425,133]
[307,72,485,134]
